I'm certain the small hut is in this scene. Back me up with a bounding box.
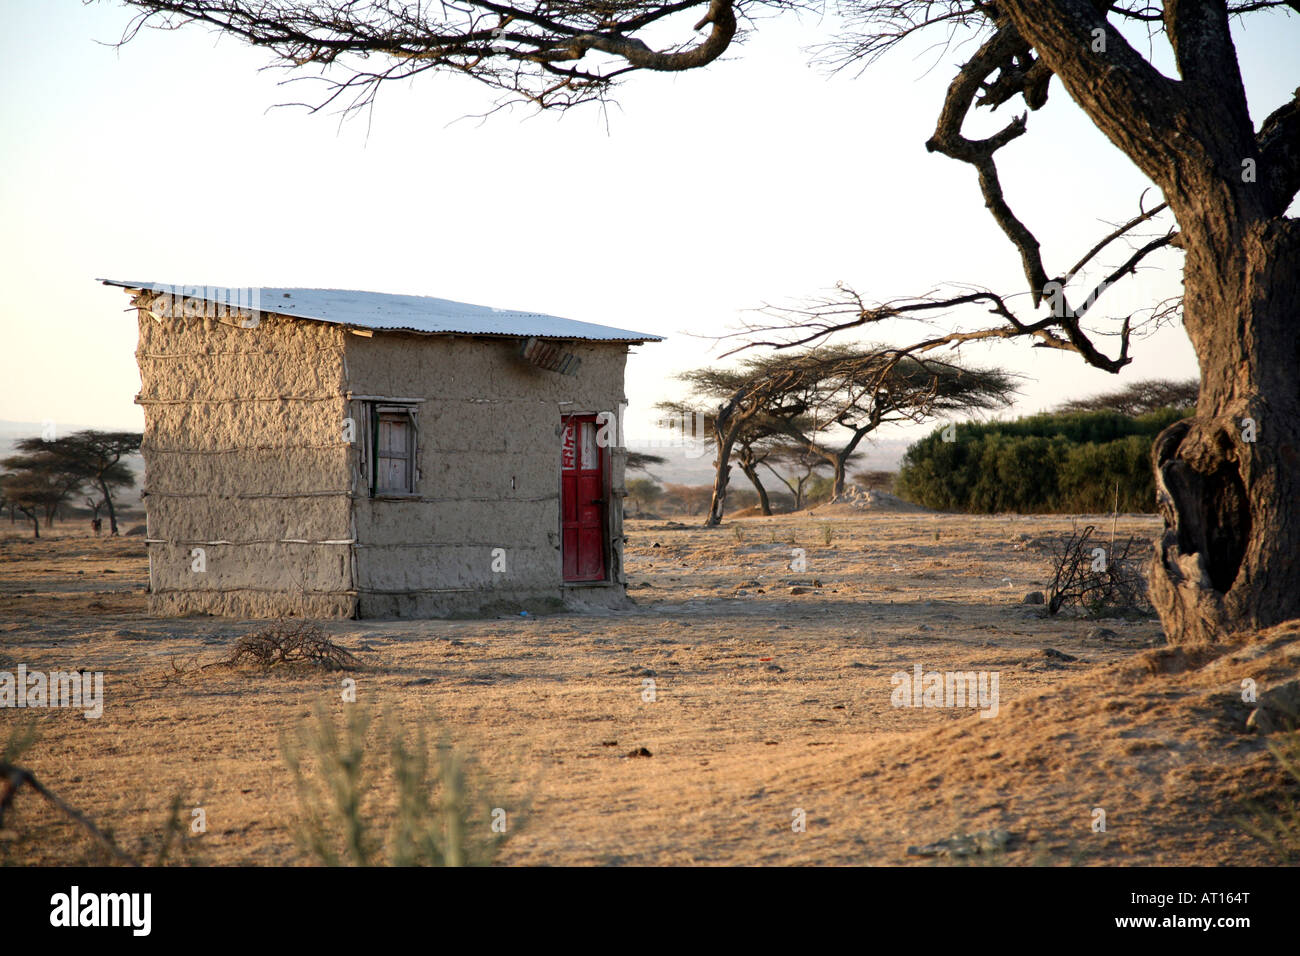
[102,279,662,618]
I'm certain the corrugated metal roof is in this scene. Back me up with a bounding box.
[100,279,664,343]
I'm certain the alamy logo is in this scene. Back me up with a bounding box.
[0,665,103,719]
[890,664,999,718]
[49,886,151,936]
[149,283,262,328]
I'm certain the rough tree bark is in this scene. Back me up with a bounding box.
[1150,218,1300,642]
[706,435,735,526]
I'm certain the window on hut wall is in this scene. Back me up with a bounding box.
[367,404,417,496]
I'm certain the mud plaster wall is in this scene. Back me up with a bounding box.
[135,304,355,618]
[342,332,631,617]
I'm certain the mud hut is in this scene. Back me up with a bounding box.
[102,279,662,618]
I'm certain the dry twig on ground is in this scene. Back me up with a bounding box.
[1046,525,1150,617]
[221,620,360,671]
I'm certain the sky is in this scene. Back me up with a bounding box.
[1,1,1296,468]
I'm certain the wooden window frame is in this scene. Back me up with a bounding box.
[367,403,419,498]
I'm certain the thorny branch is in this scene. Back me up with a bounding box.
[0,760,139,866]
[114,0,772,111]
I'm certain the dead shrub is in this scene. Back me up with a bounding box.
[1045,524,1150,617]
[226,620,360,671]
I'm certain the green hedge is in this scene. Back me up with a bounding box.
[896,408,1186,513]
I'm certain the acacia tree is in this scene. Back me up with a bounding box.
[658,393,804,517]
[14,431,141,535]
[625,452,667,477]
[660,357,827,525]
[625,477,665,513]
[1055,378,1199,417]
[729,4,1300,645]
[0,462,79,536]
[733,434,777,515]
[668,347,1014,522]
[762,443,839,510]
[757,346,1018,499]
[114,0,1300,644]
[1,477,50,537]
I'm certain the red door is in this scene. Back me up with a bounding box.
[561,415,607,582]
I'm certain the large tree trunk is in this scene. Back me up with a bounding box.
[1150,218,1300,643]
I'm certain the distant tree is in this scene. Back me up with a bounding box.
[13,431,141,535]
[1,479,44,537]
[658,360,817,527]
[668,346,1016,525]
[851,470,897,493]
[662,483,713,517]
[625,478,664,515]
[760,346,1018,499]
[84,495,107,534]
[804,473,838,508]
[625,452,667,476]
[1055,378,1199,418]
[0,465,74,538]
[761,444,834,512]
[657,397,798,518]
[896,408,1185,513]
[0,451,86,531]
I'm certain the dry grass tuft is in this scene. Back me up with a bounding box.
[282,704,517,866]
[1239,724,1300,863]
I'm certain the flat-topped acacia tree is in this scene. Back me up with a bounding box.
[115,0,1300,644]
[664,347,1015,524]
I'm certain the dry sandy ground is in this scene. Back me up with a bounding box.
[1,511,1296,866]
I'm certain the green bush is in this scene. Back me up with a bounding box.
[896,408,1186,513]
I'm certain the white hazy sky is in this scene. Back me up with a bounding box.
[1,1,1296,462]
